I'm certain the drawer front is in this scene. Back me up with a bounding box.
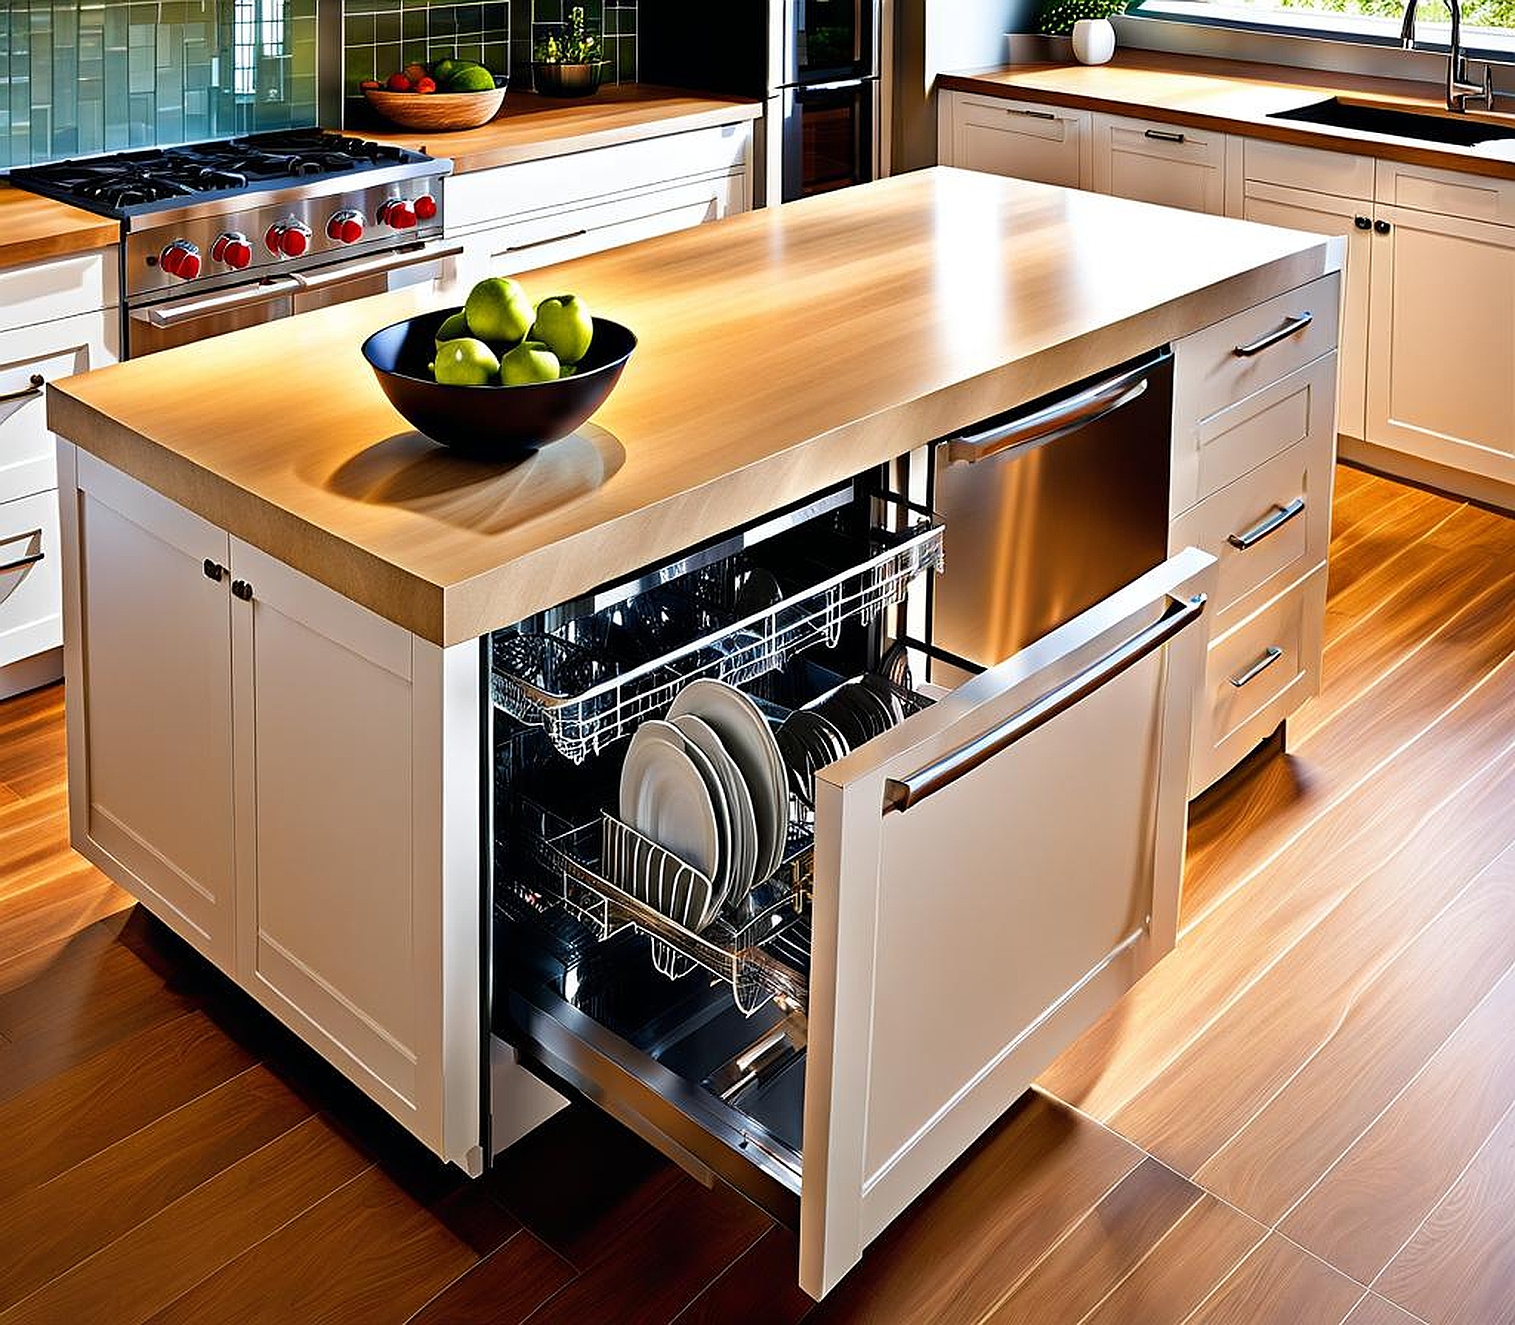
[0,488,63,668]
[1374,157,1515,226]
[1092,113,1227,215]
[1244,137,1374,201]
[948,93,1089,189]
[0,251,117,329]
[0,310,118,504]
[446,122,751,234]
[460,173,746,281]
[1190,562,1326,796]
[1169,358,1335,632]
[1174,273,1340,466]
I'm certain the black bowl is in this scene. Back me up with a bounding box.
[361,308,636,458]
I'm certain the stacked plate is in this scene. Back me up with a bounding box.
[775,676,907,809]
[618,680,791,931]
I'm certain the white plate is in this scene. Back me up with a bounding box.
[677,727,734,926]
[673,713,758,910]
[667,679,790,886]
[619,721,721,923]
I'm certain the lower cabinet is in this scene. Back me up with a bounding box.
[938,92,1090,188]
[1091,112,1227,214]
[59,448,484,1169]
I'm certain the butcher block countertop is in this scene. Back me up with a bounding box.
[942,51,1515,180]
[0,183,118,271]
[47,168,1333,646]
[354,83,762,174]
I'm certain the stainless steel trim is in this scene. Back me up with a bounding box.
[1233,312,1314,357]
[1229,645,1284,688]
[945,361,1155,465]
[131,276,300,327]
[1227,496,1306,549]
[288,240,463,291]
[883,593,1207,814]
[1144,127,1188,142]
[0,548,44,573]
[0,374,45,405]
[503,229,591,255]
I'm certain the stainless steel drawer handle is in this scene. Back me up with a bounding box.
[1007,107,1057,120]
[945,356,1159,465]
[0,374,45,405]
[1233,312,1314,357]
[504,228,591,255]
[1228,497,1306,550]
[882,593,1207,814]
[1230,645,1283,688]
[0,547,44,574]
[1143,128,1187,143]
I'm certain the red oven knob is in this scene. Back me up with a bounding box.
[379,198,417,231]
[413,194,437,221]
[264,219,312,258]
[327,209,366,245]
[158,240,201,280]
[212,232,252,270]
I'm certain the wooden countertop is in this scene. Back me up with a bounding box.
[0,183,118,271]
[942,51,1515,180]
[47,168,1334,647]
[353,83,763,174]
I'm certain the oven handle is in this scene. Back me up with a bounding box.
[288,240,464,292]
[800,76,872,93]
[944,357,1159,465]
[131,276,301,328]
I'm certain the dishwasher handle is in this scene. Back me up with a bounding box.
[882,593,1206,814]
[944,358,1159,465]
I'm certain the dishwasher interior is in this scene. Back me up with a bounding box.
[487,472,945,1207]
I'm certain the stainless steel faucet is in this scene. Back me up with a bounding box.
[1401,0,1495,112]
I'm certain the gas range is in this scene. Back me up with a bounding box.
[9,129,455,352]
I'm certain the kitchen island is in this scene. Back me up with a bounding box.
[46,168,1339,1299]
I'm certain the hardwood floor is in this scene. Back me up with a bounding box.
[3,463,1514,1323]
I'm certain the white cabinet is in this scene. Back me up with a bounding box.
[59,449,484,1170]
[1091,113,1228,215]
[938,92,1091,189]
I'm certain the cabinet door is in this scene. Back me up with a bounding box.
[1242,180,1369,441]
[944,93,1089,189]
[0,489,63,673]
[1365,204,1515,485]
[230,540,482,1170]
[1092,114,1226,215]
[801,547,1212,1296]
[61,451,236,967]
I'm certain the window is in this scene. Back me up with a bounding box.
[1132,0,1515,45]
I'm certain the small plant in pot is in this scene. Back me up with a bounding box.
[532,7,608,97]
[1038,0,1128,64]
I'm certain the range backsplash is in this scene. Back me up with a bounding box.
[0,0,318,170]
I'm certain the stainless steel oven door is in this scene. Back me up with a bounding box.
[126,241,461,356]
[780,77,879,203]
[783,0,878,85]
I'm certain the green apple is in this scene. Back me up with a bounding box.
[530,294,594,365]
[432,337,500,386]
[434,310,470,344]
[499,340,561,385]
[464,277,534,344]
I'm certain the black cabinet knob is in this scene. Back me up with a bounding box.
[1374,219,1392,234]
[231,579,254,601]
[203,559,226,582]
[1354,215,1372,230]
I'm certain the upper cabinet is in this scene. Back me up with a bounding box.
[1090,113,1228,215]
[938,92,1091,189]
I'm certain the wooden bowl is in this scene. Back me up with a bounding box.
[363,83,505,131]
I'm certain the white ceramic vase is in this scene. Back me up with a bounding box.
[1072,18,1116,65]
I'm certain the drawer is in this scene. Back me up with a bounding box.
[1190,562,1326,796]
[1374,157,1515,226]
[1174,274,1339,487]
[0,488,63,669]
[0,310,118,505]
[446,122,751,234]
[945,93,1090,189]
[1169,361,1335,633]
[459,172,747,281]
[1244,137,1374,201]
[0,251,117,330]
[1091,113,1227,215]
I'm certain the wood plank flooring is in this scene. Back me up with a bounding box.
[3,463,1514,1323]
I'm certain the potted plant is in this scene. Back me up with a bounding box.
[1037,0,1128,64]
[532,7,608,97]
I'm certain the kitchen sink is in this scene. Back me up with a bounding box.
[1269,97,1515,147]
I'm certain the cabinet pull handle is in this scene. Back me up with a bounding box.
[0,548,44,574]
[1143,127,1187,143]
[1230,645,1283,688]
[503,228,590,254]
[1007,106,1057,120]
[1354,215,1372,230]
[1233,312,1313,357]
[0,374,45,406]
[231,579,254,601]
[203,559,227,582]
[1228,496,1306,550]
[1374,219,1392,234]
[882,593,1207,814]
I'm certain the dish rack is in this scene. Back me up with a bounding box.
[523,803,813,1016]
[491,517,945,763]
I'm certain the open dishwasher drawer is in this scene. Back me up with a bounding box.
[490,489,1213,1298]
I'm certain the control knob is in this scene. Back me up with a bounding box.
[211,231,253,270]
[327,209,366,245]
[158,240,201,280]
[264,219,312,258]
[414,194,438,221]
[377,198,417,231]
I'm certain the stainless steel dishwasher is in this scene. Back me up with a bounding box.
[929,349,1174,675]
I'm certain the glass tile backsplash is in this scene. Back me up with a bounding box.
[0,0,318,170]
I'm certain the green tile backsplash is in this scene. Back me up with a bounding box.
[0,0,318,169]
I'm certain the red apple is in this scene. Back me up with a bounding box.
[385,72,412,92]
[414,76,437,93]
